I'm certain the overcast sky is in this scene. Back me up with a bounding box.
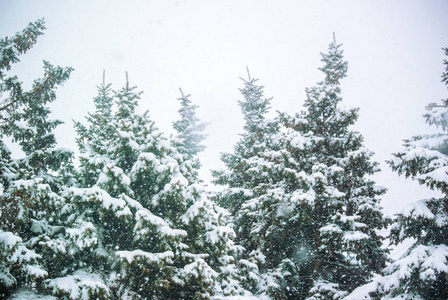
[1,0,447,215]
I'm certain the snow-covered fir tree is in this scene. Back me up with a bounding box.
[0,20,74,298]
[0,19,45,126]
[212,71,286,296]
[214,38,388,299]
[345,47,448,300]
[66,77,246,299]
[213,69,278,218]
[171,88,247,297]
[172,88,208,182]
[74,71,115,188]
[288,36,388,300]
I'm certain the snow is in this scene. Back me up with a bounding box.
[435,210,448,227]
[116,249,174,264]
[326,186,345,198]
[97,164,131,186]
[308,280,348,299]
[284,130,307,149]
[181,197,212,224]
[11,245,41,263]
[320,224,342,234]
[239,259,258,270]
[428,157,447,169]
[121,193,143,210]
[128,138,140,150]
[14,178,43,190]
[342,277,380,300]
[403,147,444,161]
[135,208,166,226]
[409,133,447,149]
[85,153,110,166]
[418,165,448,183]
[419,244,448,278]
[116,129,132,139]
[116,205,132,217]
[312,171,326,183]
[46,270,109,300]
[0,230,22,249]
[165,172,189,190]
[30,219,47,234]
[132,152,157,172]
[399,199,434,219]
[183,258,218,283]
[53,147,74,154]
[66,221,98,249]
[64,186,126,210]
[185,183,206,196]
[212,295,265,300]
[352,244,448,297]
[290,189,315,204]
[135,208,188,237]
[13,119,29,129]
[8,287,57,300]
[229,188,254,197]
[343,231,369,241]
[206,226,236,244]
[157,139,171,151]
[26,265,48,278]
[329,165,344,174]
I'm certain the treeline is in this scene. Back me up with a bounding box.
[0,20,447,300]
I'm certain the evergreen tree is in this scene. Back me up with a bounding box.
[0,19,45,127]
[66,79,188,299]
[213,70,278,217]
[294,36,388,300]
[212,71,283,296]
[172,88,207,181]
[67,77,246,299]
[214,38,388,299]
[74,71,115,188]
[170,88,247,297]
[345,47,448,300]
[0,20,74,298]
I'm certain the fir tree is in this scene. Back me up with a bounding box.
[0,19,45,127]
[295,36,388,300]
[68,77,246,299]
[214,38,388,299]
[212,71,282,296]
[345,47,448,300]
[172,88,207,181]
[67,78,188,299]
[213,70,278,217]
[170,89,247,297]
[74,71,115,188]
[0,20,74,298]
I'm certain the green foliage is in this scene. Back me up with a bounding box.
[0,20,74,298]
[214,38,388,299]
[68,77,246,299]
[173,88,207,169]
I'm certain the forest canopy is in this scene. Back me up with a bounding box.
[0,19,447,300]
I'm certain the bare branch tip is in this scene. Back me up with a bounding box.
[125,71,129,90]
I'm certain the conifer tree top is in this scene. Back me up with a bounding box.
[319,33,348,85]
[238,68,272,132]
[173,88,207,160]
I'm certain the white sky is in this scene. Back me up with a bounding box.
[1,0,447,215]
